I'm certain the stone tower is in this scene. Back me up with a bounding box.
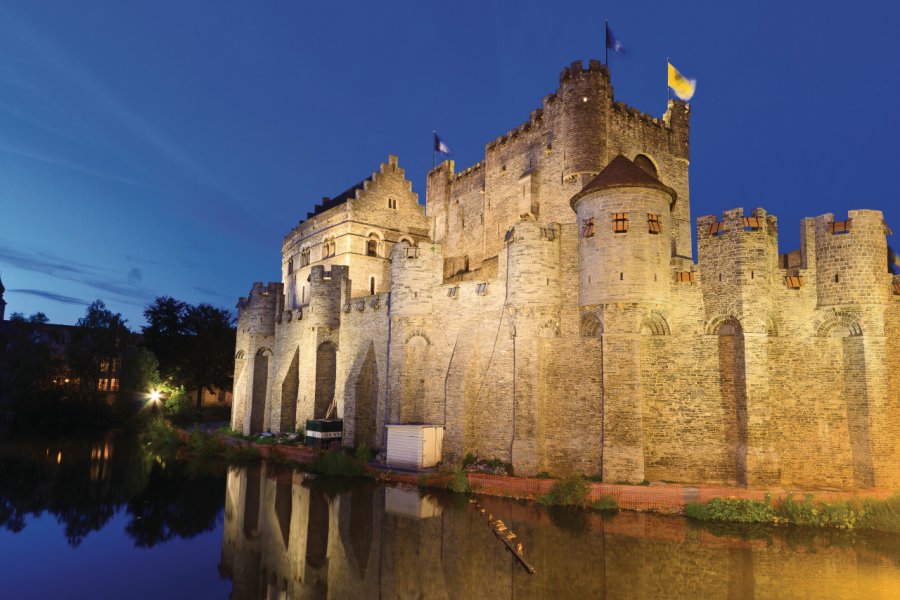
[570,155,676,483]
[571,155,675,307]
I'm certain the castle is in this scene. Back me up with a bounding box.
[231,59,900,489]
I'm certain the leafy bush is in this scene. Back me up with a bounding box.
[223,443,261,463]
[683,493,888,531]
[858,494,900,533]
[447,470,470,494]
[186,429,225,460]
[776,494,861,530]
[217,425,248,439]
[462,452,477,468]
[163,387,199,424]
[592,495,619,511]
[538,476,590,507]
[308,450,370,478]
[685,497,772,523]
[355,443,372,464]
[143,416,180,458]
[685,497,776,523]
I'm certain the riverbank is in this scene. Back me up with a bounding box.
[170,424,900,532]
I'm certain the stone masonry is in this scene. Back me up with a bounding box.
[231,60,900,489]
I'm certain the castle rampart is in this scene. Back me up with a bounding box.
[231,59,899,490]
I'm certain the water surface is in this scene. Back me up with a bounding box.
[2,432,900,599]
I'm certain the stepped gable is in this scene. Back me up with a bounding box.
[570,154,675,209]
[302,176,372,222]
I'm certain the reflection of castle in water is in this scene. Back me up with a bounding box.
[220,464,567,599]
[219,465,900,599]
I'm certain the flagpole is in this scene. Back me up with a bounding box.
[604,20,608,66]
[666,57,670,103]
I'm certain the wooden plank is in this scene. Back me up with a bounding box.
[469,499,536,574]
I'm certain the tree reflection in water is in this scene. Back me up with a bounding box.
[0,428,225,547]
[4,438,900,599]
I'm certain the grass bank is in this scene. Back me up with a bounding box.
[685,493,900,533]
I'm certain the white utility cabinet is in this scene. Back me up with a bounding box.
[385,424,444,469]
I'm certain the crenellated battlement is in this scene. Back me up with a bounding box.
[232,48,900,490]
[558,58,607,83]
[696,207,896,312]
[453,160,484,181]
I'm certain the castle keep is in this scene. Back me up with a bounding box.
[231,59,900,488]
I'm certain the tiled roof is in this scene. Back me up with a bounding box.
[302,176,372,222]
[570,155,675,208]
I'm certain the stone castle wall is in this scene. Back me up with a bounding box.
[230,59,900,490]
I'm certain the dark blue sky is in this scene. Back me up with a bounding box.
[0,1,897,327]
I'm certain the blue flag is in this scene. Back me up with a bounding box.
[605,23,624,54]
[433,132,452,155]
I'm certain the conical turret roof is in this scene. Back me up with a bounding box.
[570,155,675,209]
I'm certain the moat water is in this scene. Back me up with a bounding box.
[2,430,900,599]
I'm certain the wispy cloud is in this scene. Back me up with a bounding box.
[126,254,198,270]
[2,14,264,238]
[194,286,235,301]
[0,242,152,303]
[0,142,151,189]
[8,288,88,306]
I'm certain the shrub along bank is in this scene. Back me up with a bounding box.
[685,493,900,533]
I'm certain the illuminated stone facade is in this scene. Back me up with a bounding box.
[231,60,900,488]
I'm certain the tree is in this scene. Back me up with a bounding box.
[2,317,60,404]
[142,297,236,407]
[141,296,187,383]
[119,347,161,394]
[28,312,49,324]
[68,300,132,400]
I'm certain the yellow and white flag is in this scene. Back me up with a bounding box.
[667,61,696,101]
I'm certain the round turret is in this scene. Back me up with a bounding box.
[571,155,675,306]
[559,59,611,182]
[814,210,889,307]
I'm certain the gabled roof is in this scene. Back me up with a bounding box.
[570,155,675,209]
[302,176,372,222]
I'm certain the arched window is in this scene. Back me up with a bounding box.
[322,238,335,258]
[634,154,658,178]
[287,258,293,274]
[366,239,378,257]
[370,276,376,295]
[300,247,311,267]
